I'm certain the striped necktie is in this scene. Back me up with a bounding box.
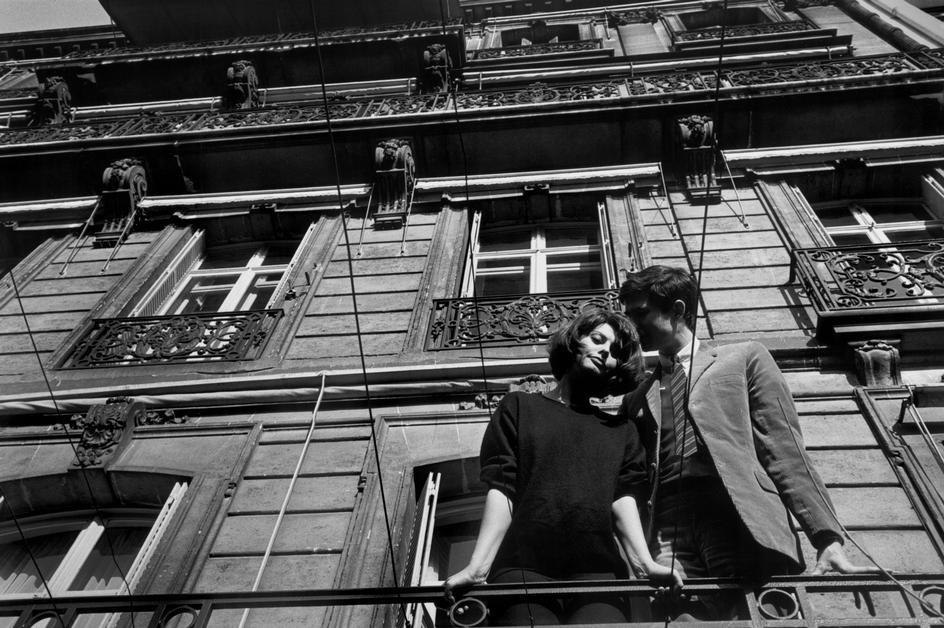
[668,358,698,458]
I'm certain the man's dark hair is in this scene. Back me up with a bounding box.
[619,265,698,328]
[547,309,643,393]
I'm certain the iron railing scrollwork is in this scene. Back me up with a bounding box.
[0,576,942,627]
[793,240,944,313]
[2,50,943,146]
[468,39,604,60]
[427,290,620,350]
[64,309,283,368]
[675,20,814,41]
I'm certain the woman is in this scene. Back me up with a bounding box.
[444,309,681,625]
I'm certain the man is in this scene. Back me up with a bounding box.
[619,265,871,620]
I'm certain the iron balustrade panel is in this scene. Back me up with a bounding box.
[794,240,944,314]
[468,39,604,60]
[3,50,944,146]
[675,20,815,41]
[0,576,941,627]
[63,309,283,368]
[427,290,620,350]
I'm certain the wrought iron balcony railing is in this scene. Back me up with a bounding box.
[63,310,283,368]
[2,49,943,147]
[675,20,815,42]
[468,39,604,60]
[0,575,941,627]
[17,20,464,68]
[427,290,619,350]
[793,240,944,314]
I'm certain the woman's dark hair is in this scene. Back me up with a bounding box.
[547,308,643,393]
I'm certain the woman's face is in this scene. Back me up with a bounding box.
[573,322,619,378]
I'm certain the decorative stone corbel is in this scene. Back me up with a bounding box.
[508,374,555,394]
[62,397,144,468]
[372,139,415,229]
[95,158,147,248]
[851,339,901,387]
[422,43,452,93]
[676,114,720,202]
[27,76,73,126]
[223,60,260,110]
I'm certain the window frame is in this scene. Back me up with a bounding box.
[460,198,617,298]
[0,482,187,600]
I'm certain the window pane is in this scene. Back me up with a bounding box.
[544,226,599,248]
[478,229,532,252]
[885,226,944,243]
[545,251,601,266]
[477,258,529,270]
[865,203,933,224]
[830,233,872,246]
[234,272,284,310]
[199,243,258,270]
[815,206,858,228]
[260,242,299,266]
[68,526,150,592]
[0,531,77,595]
[547,269,603,292]
[475,270,530,297]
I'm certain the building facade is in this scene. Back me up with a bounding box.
[1,0,944,625]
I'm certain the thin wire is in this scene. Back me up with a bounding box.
[662,3,734,624]
[436,5,536,625]
[0,492,67,627]
[6,263,138,626]
[305,1,408,622]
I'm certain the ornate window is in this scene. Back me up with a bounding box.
[57,208,340,368]
[0,482,187,603]
[813,198,944,246]
[420,165,654,350]
[128,226,315,317]
[462,193,615,297]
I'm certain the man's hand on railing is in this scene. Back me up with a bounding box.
[443,566,488,604]
[643,560,684,597]
[810,541,882,576]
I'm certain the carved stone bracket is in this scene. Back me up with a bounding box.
[138,408,189,426]
[222,60,260,110]
[95,157,147,247]
[851,339,902,387]
[62,397,143,468]
[458,375,557,410]
[27,76,73,126]
[372,139,415,229]
[676,114,720,202]
[508,374,555,394]
[422,43,452,93]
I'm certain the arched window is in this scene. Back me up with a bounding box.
[0,482,187,604]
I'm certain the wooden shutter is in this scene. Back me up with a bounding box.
[128,230,205,317]
[265,221,318,309]
[460,211,482,297]
[399,472,441,628]
[596,200,617,289]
